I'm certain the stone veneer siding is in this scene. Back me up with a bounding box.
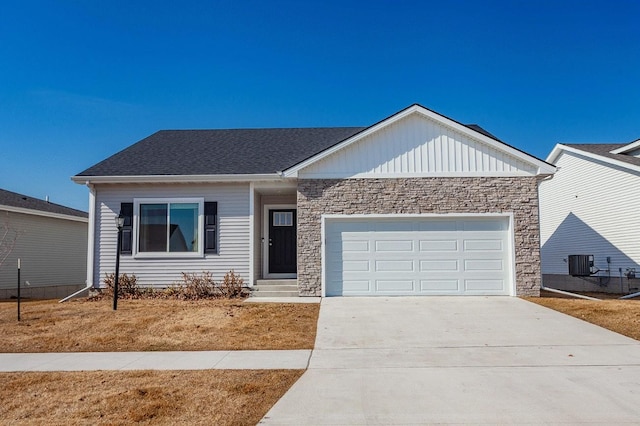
[297,177,542,297]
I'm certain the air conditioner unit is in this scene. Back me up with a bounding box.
[568,255,594,277]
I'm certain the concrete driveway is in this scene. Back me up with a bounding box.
[260,297,640,424]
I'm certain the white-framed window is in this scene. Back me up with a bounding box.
[133,198,205,257]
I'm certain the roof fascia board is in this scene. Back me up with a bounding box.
[610,138,640,154]
[0,204,89,223]
[552,144,640,173]
[71,173,284,185]
[546,143,565,164]
[283,104,555,177]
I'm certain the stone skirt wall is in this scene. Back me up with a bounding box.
[297,177,542,297]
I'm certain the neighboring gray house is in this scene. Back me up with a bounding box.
[0,188,88,299]
[540,140,640,293]
[73,104,555,297]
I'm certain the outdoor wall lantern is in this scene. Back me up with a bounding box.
[113,212,125,310]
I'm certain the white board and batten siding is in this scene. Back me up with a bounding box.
[324,215,514,296]
[539,150,640,274]
[300,113,538,178]
[94,183,250,288]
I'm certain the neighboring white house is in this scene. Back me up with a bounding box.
[0,188,89,299]
[73,104,556,298]
[539,140,640,293]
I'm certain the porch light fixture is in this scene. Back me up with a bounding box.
[113,212,125,310]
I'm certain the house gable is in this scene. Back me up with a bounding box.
[286,105,554,178]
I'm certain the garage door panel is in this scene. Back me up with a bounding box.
[417,221,457,232]
[464,279,505,291]
[343,260,370,272]
[375,240,414,252]
[376,280,415,292]
[342,240,370,252]
[375,260,414,272]
[420,260,458,271]
[462,220,506,232]
[325,217,512,296]
[464,259,504,271]
[420,279,460,291]
[463,239,503,251]
[419,239,458,252]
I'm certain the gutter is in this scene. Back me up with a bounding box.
[71,173,284,185]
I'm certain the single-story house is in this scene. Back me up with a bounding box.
[73,104,555,297]
[539,139,640,293]
[0,188,88,299]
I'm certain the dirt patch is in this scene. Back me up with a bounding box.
[524,292,640,341]
[0,298,319,352]
[0,369,303,425]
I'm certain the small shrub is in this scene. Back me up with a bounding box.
[91,271,248,301]
[219,270,248,299]
[102,273,144,299]
[171,271,219,300]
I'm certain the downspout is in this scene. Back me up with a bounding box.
[620,291,640,300]
[540,284,602,301]
[60,182,96,303]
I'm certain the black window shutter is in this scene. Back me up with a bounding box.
[120,202,133,254]
[204,202,217,253]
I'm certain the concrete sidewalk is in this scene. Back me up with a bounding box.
[260,297,640,425]
[0,350,311,372]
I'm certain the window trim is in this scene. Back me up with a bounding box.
[133,198,205,258]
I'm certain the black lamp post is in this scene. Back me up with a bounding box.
[113,212,125,310]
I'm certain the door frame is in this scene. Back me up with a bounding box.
[263,204,297,279]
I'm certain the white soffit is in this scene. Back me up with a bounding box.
[284,105,555,178]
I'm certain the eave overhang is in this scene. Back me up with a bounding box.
[71,173,285,185]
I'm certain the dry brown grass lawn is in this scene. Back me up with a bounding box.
[0,369,303,425]
[0,298,319,352]
[524,291,640,341]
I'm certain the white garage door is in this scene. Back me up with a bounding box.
[325,216,512,296]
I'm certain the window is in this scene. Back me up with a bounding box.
[273,211,293,226]
[133,198,215,256]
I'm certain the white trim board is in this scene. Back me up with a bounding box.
[262,203,297,279]
[547,144,640,174]
[0,204,88,223]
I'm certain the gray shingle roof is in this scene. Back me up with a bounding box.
[564,143,640,167]
[76,103,525,178]
[0,188,88,218]
[77,127,367,176]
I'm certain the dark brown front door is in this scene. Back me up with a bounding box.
[268,209,297,274]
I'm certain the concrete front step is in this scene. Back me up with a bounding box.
[254,286,299,293]
[252,280,299,298]
[251,290,300,298]
[256,279,298,286]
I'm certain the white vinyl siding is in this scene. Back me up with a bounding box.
[539,151,640,274]
[300,114,537,178]
[93,183,250,288]
[0,210,87,289]
[324,216,513,296]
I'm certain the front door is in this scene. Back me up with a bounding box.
[268,209,297,274]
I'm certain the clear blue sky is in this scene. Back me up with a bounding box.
[1,0,638,211]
